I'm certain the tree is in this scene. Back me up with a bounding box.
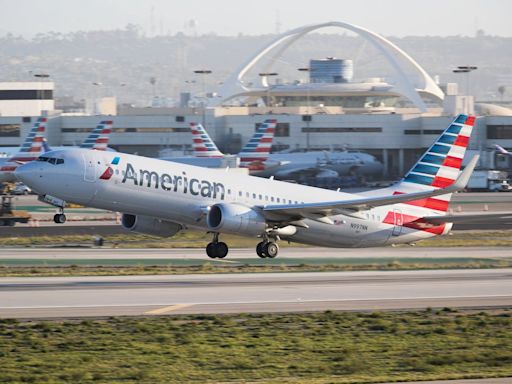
[498,85,506,101]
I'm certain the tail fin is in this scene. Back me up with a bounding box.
[9,117,47,162]
[389,114,476,213]
[190,123,224,158]
[495,144,510,155]
[239,119,277,169]
[80,120,113,151]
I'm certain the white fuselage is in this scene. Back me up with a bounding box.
[15,149,442,248]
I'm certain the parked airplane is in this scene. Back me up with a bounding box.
[42,120,114,152]
[0,117,47,183]
[495,144,512,156]
[17,114,502,258]
[160,119,276,169]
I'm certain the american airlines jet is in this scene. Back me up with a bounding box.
[16,114,502,258]
[159,119,276,169]
[0,117,47,183]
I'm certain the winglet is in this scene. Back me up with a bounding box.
[449,154,479,192]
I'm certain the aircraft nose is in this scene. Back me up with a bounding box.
[14,162,39,187]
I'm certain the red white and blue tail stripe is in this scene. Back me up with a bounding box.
[381,114,476,235]
[190,123,224,158]
[239,119,277,169]
[80,120,113,151]
[10,117,47,162]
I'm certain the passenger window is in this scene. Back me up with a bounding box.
[238,191,242,197]
[259,194,262,200]
[277,198,280,203]
[227,189,231,195]
[252,193,256,199]
[271,197,274,202]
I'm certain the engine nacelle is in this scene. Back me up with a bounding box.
[207,203,266,236]
[121,214,182,237]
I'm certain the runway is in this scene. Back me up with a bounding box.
[1,269,511,319]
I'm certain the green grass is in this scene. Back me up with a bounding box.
[0,310,511,383]
[2,229,512,248]
[1,258,511,277]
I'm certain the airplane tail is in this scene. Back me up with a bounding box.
[190,123,224,158]
[80,120,113,151]
[495,144,509,155]
[388,114,476,215]
[239,119,277,169]
[9,117,47,162]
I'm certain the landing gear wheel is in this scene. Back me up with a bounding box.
[264,242,279,258]
[53,213,66,224]
[256,242,267,258]
[206,242,218,258]
[216,242,228,259]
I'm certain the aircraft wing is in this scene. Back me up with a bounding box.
[422,211,512,225]
[262,156,479,222]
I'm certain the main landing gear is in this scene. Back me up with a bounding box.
[53,212,66,224]
[206,233,229,259]
[256,240,279,258]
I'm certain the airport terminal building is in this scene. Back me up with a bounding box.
[1,22,511,178]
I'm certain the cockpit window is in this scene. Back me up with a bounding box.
[36,156,64,165]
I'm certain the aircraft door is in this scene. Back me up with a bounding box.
[392,209,403,236]
[83,152,98,182]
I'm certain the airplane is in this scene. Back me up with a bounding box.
[41,120,114,152]
[253,150,383,180]
[495,144,512,156]
[159,119,276,169]
[186,120,381,178]
[0,117,47,183]
[16,114,505,258]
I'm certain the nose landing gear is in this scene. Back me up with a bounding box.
[206,233,229,259]
[53,211,66,224]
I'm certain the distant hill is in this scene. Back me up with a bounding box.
[1,27,510,106]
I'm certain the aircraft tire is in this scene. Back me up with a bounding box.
[264,242,279,258]
[216,242,228,258]
[256,242,267,258]
[54,214,66,224]
[206,242,218,258]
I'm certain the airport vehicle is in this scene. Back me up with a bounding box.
[11,182,32,195]
[467,170,512,192]
[160,120,276,169]
[0,117,47,183]
[0,195,30,226]
[18,114,504,259]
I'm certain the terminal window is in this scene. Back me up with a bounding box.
[487,125,512,139]
[301,127,382,133]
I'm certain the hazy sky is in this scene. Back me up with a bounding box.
[0,0,510,38]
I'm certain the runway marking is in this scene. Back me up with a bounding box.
[144,304,194,315]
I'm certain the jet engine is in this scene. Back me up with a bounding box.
[207,203,266,236]
[121,214,182,237]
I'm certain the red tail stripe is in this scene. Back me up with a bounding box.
[432,176,454,188]
[192,138,204,143]
[442,156,463,169]
[94,138,109,144]
[454,135,469,148]
[392,192,449,211]
[382,212,446,235]
[259,138,273,143]
[465,116,475,126]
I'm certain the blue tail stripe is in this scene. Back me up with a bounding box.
[430,144,451,155]
[412,163,439,175]
[421,153,445,165]
[455,114,468,124]
[404,173,434,186]
[438,134,457,145]
[446,124,462,134]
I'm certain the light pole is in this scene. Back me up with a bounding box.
[91,82,103,115]
[193,70,212,127]
[298,67,312,151]
[258,72,278,114]
[453,66,478,96]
